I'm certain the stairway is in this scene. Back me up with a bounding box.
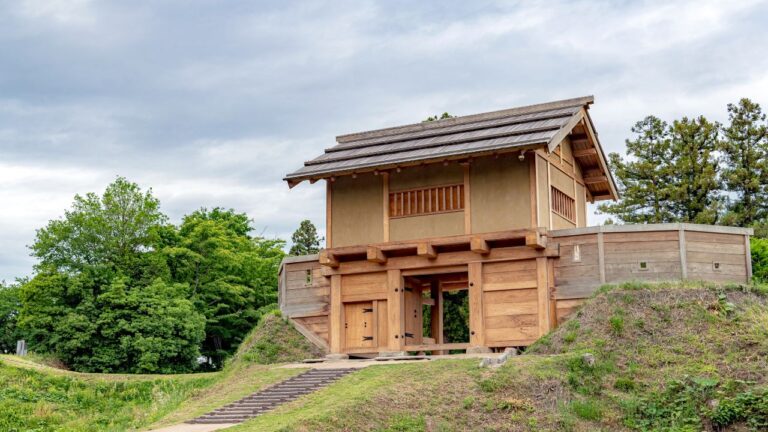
[187,368,356,424]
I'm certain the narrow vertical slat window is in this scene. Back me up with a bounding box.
[551,186,575,222]
[389,184,465,218]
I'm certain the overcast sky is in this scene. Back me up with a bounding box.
[1,0,768,281]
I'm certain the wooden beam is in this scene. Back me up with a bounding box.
[387,269,404,351]
[326,245,560,276]
[403,342,469,352]
[430,281,444,355]
[319,250,339,268]
[367,246,387,264]
[417,242,437,259]
[525,230,547,249]
[422,297,436,306]
[536,257,550,337]
[573,148,597,158]
[470,237,490,254]
[583,175,608,185]
[468,262,485,348]
[329,275,342,353]
[592,194,613,201]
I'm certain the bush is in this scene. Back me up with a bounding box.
[752,237,768,283]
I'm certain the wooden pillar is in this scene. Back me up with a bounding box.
[382,172,390,242]
[386,269,404,352]
[468,262,485,348]
[745,234,753,281]
[536,257,551,336]
[463,163,471,234]
[329,274,343,353]
[597,232,606,284]
[430,280,444,355]
[678,226,688,280]
[528,153,538,228]
[547,258,557,330]
[326,180,333,248]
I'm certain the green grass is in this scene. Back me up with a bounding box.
[0,355,215,432]
[2,280,767,431]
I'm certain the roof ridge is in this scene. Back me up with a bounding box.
[335,95,594,144]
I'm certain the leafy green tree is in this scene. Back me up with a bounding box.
[31,176,168,281]
[598,116,677,223]
[289,220,321,255]
[0,282,21,353]
[165,208,286,366]
[719,98,768,227]
[19,272,205,373]
[667,116,722,224]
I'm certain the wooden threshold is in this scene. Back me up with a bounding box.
[403,342,470,352]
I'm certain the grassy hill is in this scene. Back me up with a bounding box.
[1,281,766,431]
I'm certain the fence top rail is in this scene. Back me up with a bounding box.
[550,223,753,237]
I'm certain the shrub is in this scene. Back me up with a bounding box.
[609,315,625,336]
[751,237,768,283]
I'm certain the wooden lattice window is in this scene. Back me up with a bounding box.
[389,184,464,218]
[551,186,575,222]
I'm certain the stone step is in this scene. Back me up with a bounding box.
[186,368,356,425]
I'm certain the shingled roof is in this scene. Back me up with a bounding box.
[285,95,617,201]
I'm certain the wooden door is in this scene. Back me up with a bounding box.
[344,301,375,349]
[403,279,423,346]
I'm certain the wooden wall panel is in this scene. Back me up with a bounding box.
[283,261,330,317]
[481,258,541,346]
[556,299,585,325]
[685,231,749,283]
[340,272,388,302]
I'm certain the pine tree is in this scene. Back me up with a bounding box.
[598,116,677,223]
[667,116,722,224]
[719,98,768,227]
[289,220,322,255]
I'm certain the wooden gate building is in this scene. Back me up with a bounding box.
[280,96,753,356]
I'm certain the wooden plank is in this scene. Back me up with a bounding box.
[573,147,597,158]
[403,342,469,352]
[367,246,387,264]
[597,232,606,284]
[377,300,388,349]
[482,280,537,291]
[468,262,484,347]
[483,260,538,273]
[422,297,436,306]
[470,237,490,254]
[483,288,537,303]
[484,313,537,329]
[463,163,471,234]
[486,326,539,342]
[386,269,404,351]
[526,230,547,249]
[382,172,390,242]
[402,265,466,277]
[685,230,746,244]
[417,242,437,259]
[329,275,342,353]
[536,257,549,336]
